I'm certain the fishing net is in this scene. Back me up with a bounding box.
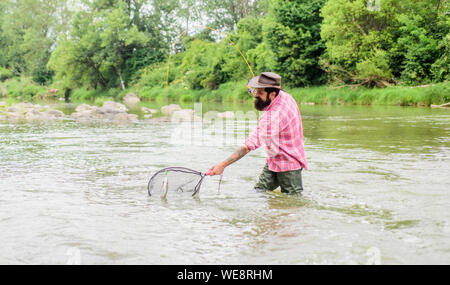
[148,167,220,198]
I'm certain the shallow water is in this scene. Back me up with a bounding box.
[0,102,449,264]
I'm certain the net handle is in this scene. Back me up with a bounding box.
[218,174,223,193]
[192,173,206,196]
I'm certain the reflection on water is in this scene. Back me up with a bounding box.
[303,105,450,154]
[0,103,449,264]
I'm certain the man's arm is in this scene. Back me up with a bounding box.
[206,145,250,176]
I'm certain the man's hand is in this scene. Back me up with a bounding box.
[206,163,225,176]
[205,145,250,176]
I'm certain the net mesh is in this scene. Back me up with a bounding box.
[147,167,206,198]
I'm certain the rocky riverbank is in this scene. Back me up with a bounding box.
[0,100,236,124]
[70,101,138,123]
[0,101,65,122]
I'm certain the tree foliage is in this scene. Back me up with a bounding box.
[320,0,449,86]
[0,0,448,98]
[264,0,327,87]
[48,0,177,90]
[0,0,71,84]
[201,0,269,32]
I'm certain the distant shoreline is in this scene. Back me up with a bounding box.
[1,81,449,109]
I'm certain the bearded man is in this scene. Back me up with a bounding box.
[206,72,307,194]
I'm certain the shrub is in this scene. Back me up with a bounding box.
[4,77,47,100]
[0,67,14,82]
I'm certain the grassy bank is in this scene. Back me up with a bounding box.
[289,82,450,107]
[109,81,450,107]
[79,81,450,107]
[1,76,449,107]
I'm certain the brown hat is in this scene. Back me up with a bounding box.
[248,72,281,89]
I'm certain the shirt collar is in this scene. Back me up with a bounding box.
[264,90,283,112]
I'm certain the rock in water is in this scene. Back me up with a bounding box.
[170,109,202,122]
[124,93,140,106]
[71,101,137,123]
[25,109,45,122]
[44,109,65,118]
[16,102,34,109]
[161,104,182,116]
[75,104,97,113]
[102,101,128,112]
[7,106,20,113]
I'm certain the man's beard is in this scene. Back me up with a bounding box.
[254,97,272,111]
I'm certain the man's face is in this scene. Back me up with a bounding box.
[253,88,271,111]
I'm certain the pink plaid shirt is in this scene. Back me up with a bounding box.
[244,90,308,172]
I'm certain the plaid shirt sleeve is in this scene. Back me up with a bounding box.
[244,117,262,151]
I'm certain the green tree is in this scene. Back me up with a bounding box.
[0,0,71,84]
[132,0,180,71]
[49,0,178,91]
[172,16,269,88]
[321,0,448,86]
[222,16,267,81]
[320,0,397,86]
[201,0,268,32]
[0,0,9,67]
[98,2,148,90]
[431,33,450,82]
[176,0,202,32]
[394,14,439,84]
[263,0,327,87]
[178,39,229,89]
[390,1,449,84]
[48,11,107,90]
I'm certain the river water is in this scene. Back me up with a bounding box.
[0,102,449,264]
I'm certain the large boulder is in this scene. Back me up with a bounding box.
[5,112,24,122]
[16,102,34,109]
[7,106,20,113]
[44,109,65,118]
[161,104,182,116]
[95,106,123,115]
[71,101,137,123]
[171,109,202,122]
[25,109,46,122]
[102,101,127,112]
[124,93,140,106]
[124,113,138,122]
[75,103,97,113]
[71,110,92,120]
[30,104,46,112]
[0,102,66,122]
